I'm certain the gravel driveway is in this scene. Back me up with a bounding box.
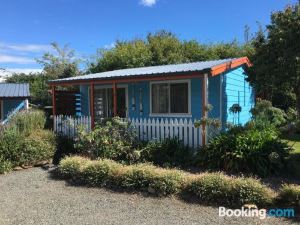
[0,168,297,225]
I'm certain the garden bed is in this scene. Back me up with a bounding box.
[55,156,300,208]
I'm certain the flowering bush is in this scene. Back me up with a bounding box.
[74,117,141,163]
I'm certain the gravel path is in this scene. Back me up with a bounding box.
[0,168,297,225]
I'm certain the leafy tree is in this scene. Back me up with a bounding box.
[7,73,50,106]
[88,30,252,73]
[89,40,152,73]
[249,4,300,116]
[37,42,80,79]
[7,43,80,106]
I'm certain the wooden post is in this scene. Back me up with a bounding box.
[202,73,208,145]
[90,83,95,128]
[52,85,56,116]
[113,82,117,116]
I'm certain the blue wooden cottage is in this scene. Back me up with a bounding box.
[50,57,254,146]
[0,83,30,124]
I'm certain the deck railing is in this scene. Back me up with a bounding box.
[53,116,205,147]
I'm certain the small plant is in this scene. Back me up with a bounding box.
[196,124,291,177]
[187,173,274,207]
[140,138,194,167]
[0,110,55,173]
[250,99,286,127]
[277,184,300,207]
[74,117,140,163]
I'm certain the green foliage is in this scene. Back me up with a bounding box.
[74,117,140,163]
[187,173,274,207]
[58,156,274,206]
[7,43,80,107]
[6,73,51,106]
[121,164,184,195]
[250,99,286,127]
[196,124,291,177]
[37,42,80,79]
[8,109,46,135]
[88,30,252,73]
[277,184,300,207]
[140,138,194,167]
[0,110,56,172]
[0,156,13,174]
[248,3,300,115]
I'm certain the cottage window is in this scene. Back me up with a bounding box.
[151,81,189,114]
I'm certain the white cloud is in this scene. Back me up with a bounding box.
[104,42,116,49]
[0,54,35,64]
[0,42,52,53]
[139,0,157,7]
[6,68,42,74]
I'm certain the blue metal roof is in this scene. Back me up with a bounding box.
[0,83,30,98]
[50,58,237,84]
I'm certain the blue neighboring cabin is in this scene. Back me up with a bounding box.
[51,58,255,128]
[0,83,30,123]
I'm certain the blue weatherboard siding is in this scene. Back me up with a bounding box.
[222,66,254,125]
[78,66,254,126]
[2,99,25,120]
[80,85,90,116]
[208,75,221,119]
[128,78,203,120]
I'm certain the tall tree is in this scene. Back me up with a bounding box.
[37,42,80,79]
[249,4,300,114]
[88,30,251,73]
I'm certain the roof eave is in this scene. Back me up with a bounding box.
[48,70,210,86]
[210,57,251,76]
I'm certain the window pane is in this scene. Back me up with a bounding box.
[170,83,188,113]
[152,83,169,113]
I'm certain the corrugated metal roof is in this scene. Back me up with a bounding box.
[0,83,30,98]
[50,58,237,83]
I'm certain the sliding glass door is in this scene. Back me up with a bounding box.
[93,87,127,121]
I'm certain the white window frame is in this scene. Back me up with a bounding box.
[149,80,191,117]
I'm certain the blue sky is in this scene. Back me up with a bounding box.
[0,0,297,72]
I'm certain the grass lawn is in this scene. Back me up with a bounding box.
[283,133,300,154]
[282,133,300,179]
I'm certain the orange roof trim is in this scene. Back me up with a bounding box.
[210,57,252,76]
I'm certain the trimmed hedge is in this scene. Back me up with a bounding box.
[277,184,300,207]
[59,156,275,207]
[187,173,274,207]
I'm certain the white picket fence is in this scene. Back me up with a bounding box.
[129,118,203,148]
[53,116,205,148]
[54,115,91,138]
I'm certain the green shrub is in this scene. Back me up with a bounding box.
[0,110,55,172]
[140,138,194,167]
[21,130,56,166]
[59,156,89,179]
[0,156,13,174]
[82,159,121,187]
[121,164,184,195]
[250,99,286,127]
[277,184,300,207]
[196,124,291,177]
[58,156,274,206]
[9,109,46,135]
[74,117,140,163]
[187,173,273,207]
